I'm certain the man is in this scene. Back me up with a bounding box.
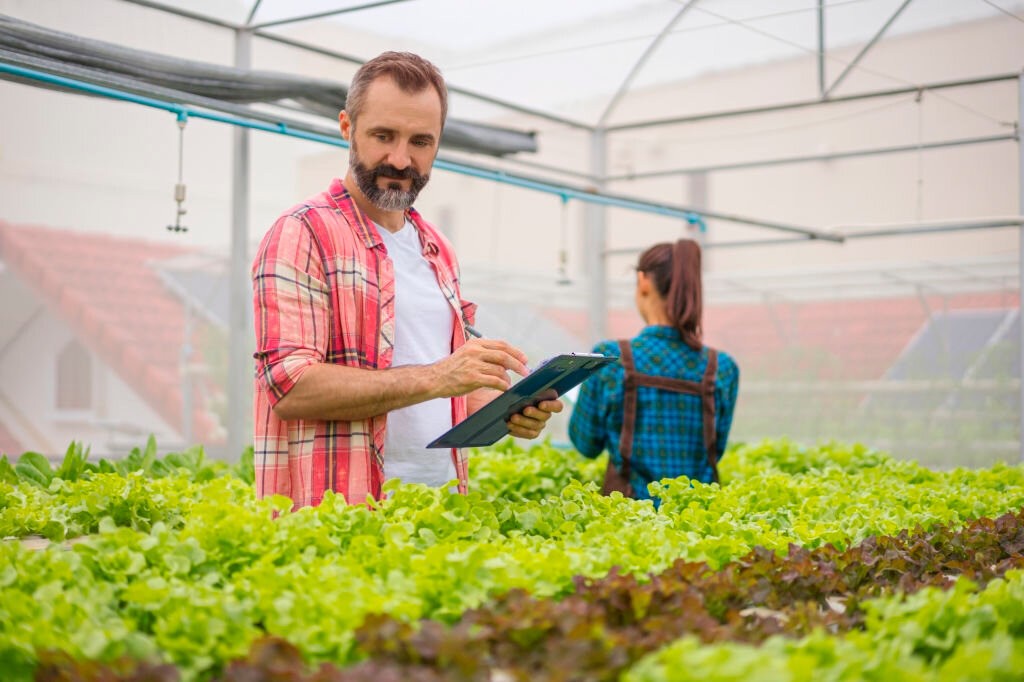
[252,52,561,508]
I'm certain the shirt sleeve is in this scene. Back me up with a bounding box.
[714,353,740,460]
[569,341,619,458]
[251,214,330,407]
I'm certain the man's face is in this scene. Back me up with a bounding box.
[340,76,443,212]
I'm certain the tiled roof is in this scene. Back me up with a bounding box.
[0,420,22,457]
[545,292,1017,381]
[0,222,221,443]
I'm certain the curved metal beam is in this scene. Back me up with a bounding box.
[597,0,699,128]
[824,0,913,97]
[244,0,263,26]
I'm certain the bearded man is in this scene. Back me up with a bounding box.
[251,52,562,508]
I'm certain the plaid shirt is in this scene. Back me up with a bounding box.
[252,178,477,508]
[569,326,740,500]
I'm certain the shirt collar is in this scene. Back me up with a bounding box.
[328,178,439,256]
[406,206,441,257]
[638,325,681,341]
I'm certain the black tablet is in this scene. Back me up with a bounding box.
[427,352,617,449]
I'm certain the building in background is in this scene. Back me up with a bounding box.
[0,223,224,457]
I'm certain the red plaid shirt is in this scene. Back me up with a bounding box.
[252,178,477,508]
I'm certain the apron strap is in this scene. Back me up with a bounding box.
[616,339,637,486]
[702,348,719,482]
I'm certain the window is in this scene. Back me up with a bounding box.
[56,341,92,411]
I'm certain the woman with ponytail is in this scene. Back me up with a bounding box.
[569,239,739,501]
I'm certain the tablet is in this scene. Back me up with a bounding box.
[427,352,617,449]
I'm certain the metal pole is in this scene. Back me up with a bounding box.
[244,0,263,25]
[585,130,608,344]
[606,73,1019,132]
[227,28,252,462]
[604,134,1018,181]
[249,0,413,29]
[1018,70,1023,463]
[181,301,193,446]
[817,0,825,98]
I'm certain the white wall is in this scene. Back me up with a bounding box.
[0,296,181,456]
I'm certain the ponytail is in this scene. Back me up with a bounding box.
[637,239,703,350]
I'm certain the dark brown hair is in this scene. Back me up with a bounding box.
[637,239,703,350]
[345,51,448,128]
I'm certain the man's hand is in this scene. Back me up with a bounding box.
[431,339,529,397]
[507,390,564,440]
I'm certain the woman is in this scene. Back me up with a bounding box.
[569,239,739,501]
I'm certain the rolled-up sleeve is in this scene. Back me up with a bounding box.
[569,341,618,457]
[252,215,330,407]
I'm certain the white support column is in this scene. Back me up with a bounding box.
[817,0,825,97]
[585,129,608,344]
[1018,70,1023,463]
[227,28,252,462]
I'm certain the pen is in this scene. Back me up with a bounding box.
[464,323,533,373]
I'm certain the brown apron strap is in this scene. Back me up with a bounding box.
[616,339,637,486]
[633,374,703,394]
[702,348,719,482]
[618,341,721,485]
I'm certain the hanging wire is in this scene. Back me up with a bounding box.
[979,0,1024,24]
[557,194,572,285]
[489,177,503,266]
[915,88,925,221]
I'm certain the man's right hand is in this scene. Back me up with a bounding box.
[431,339,529,397]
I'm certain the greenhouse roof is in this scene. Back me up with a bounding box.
[126,0,1023,126]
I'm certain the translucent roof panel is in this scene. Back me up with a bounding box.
[148,0,1016,123]
[149,0,1021,126]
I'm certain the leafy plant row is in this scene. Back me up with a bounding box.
[2,441,1023,681]
[32,508,1024,681]
[0,437,254,489]
[343,508,1024,681]
[626,571,1024,682]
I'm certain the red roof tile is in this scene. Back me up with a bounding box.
[542,291,1016,381]
[0,222,222,444]
[0,420,22,457]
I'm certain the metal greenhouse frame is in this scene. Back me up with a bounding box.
[1,0,1020,462]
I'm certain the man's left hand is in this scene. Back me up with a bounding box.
[506,396,563,439]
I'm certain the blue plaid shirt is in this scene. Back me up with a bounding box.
[569,326,740,500]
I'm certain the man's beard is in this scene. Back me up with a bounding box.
[349,141,430,212]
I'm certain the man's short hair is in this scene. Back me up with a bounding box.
[345,51,448,128]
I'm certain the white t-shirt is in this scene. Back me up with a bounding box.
[375,219,457,488]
